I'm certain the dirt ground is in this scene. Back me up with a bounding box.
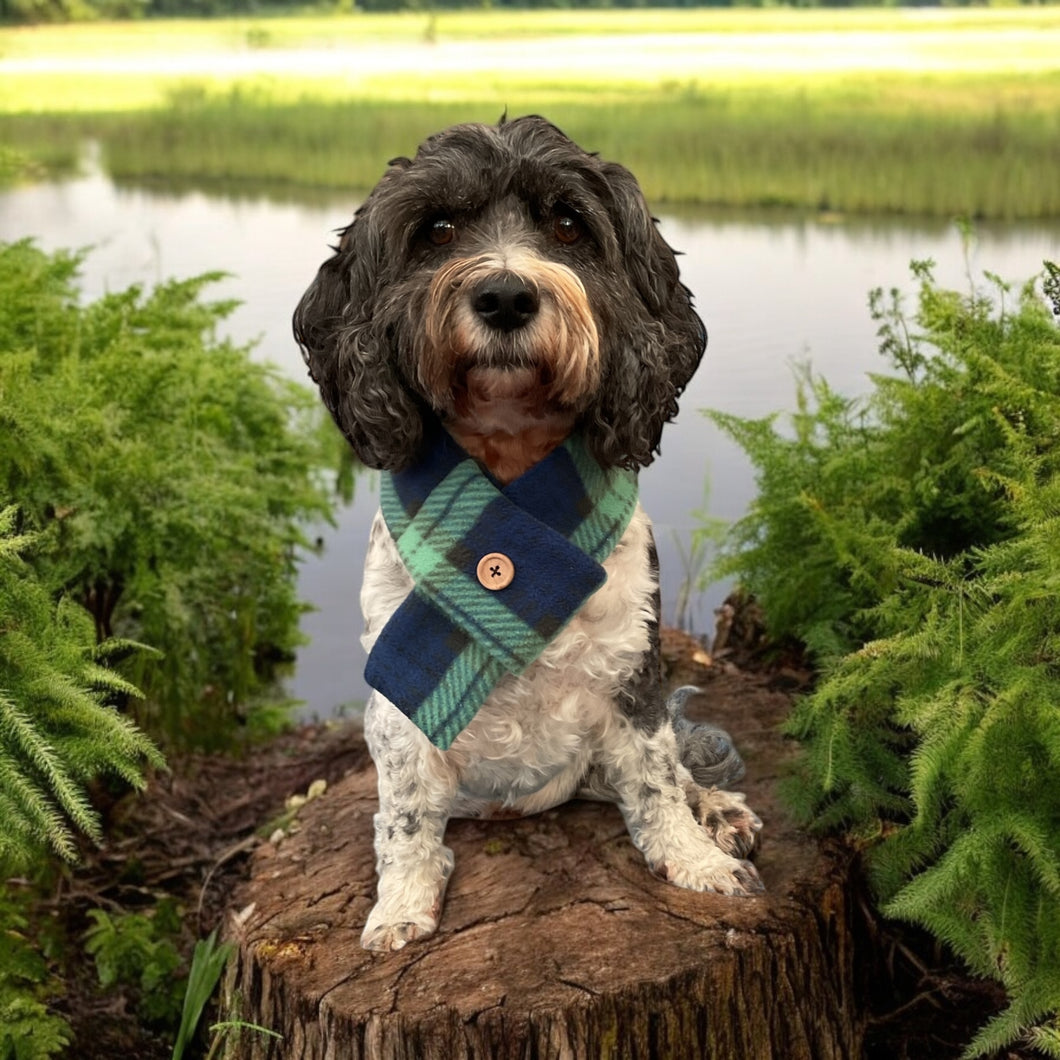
[52,617,1036,1059]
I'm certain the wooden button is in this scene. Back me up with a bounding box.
[476,552,515,590]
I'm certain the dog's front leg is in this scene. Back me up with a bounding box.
[602,719,764,897]
[361,697,457,952]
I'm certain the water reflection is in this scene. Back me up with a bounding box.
[3,171,1057,719]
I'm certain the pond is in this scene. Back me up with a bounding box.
[3,165,1058,719]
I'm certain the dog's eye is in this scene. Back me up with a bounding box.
[427,218,457,246]
[553,214,583,245]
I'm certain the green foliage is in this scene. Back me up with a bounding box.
[708,369,890,662]
[0,505,163,866]
[171,927,284,1060]
[0,890,70,1060]
[171,928,233,1060]
[203,1020,282,1058]
[709,258,1059,661]
[83,899,185,1025]
[0,0,94,23]
[709,260,1060,1056]
[0,238,334,1060]
[0,239,335,749]
[4,11,1060,218]
[673,482,727,631]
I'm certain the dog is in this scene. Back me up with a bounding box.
[294,115,763,952]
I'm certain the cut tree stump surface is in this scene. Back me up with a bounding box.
[228,669,862,1059]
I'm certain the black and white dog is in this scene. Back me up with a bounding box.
[294,116,763,952]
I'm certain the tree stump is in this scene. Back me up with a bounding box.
[225,671,863,1059]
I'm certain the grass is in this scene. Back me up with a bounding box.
[2,8,1059,218]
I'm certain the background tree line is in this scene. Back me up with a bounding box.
[0,0,1049,25]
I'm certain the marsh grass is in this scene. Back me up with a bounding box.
[5,72,1054,219]
[2,10,1059,218]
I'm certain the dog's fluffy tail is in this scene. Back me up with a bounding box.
[667,686,746,789]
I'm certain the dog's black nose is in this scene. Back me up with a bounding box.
[471,274,539,332]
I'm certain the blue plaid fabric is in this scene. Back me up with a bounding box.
[364,430,639,749]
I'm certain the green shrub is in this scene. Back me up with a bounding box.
[0,239,336,749]
[708,260,1060,1056]
[0,504,162,867]
[82,901,185,1026]
[0,889,70,1060]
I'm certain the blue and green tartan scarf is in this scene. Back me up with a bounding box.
[364,429,639,750]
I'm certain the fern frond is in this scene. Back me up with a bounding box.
[78,661,144,702]
[0,752,81,862]
[3,241,335,750]
[964,983,1060,1060]
[0,694,100,845]
[1026,1016,1060,1059]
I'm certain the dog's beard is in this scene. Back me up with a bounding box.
[461,364,542,404]
[449,363,561,436]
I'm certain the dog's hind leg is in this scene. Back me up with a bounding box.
[361,695,457,952]
[665,685,762,860]
[601,719,764,896]
[599,557,763,894]
[595,648,765,896]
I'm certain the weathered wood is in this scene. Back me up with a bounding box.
[226,673,863,1059]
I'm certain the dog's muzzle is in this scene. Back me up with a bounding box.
[418,252,600,410]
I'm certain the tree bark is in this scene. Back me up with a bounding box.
[225,672,863,1059]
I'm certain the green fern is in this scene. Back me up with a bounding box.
[0,506,163,867]
[0,890,71,1060]
[83,903,185,1026]
[0,560,150,1054]
[0,239,338,748]
[709,260,1060,1056]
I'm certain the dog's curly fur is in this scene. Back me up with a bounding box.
[295,116,763,952]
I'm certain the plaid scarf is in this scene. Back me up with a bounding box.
[364,430,639,749]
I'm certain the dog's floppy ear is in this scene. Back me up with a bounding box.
[584,161,707,470]
[293,188,427,471]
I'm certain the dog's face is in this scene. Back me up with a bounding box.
[294,115,706,475]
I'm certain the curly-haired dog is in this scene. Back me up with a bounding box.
[295,115,763,952]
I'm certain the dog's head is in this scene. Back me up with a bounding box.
[294,115,706,474]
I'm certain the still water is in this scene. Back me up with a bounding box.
[3,168,1058,718]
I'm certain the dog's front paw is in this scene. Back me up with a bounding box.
[653,847,765,897]
[361,905,440,952]
[361,845,453,952]
[686,786,763,860]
